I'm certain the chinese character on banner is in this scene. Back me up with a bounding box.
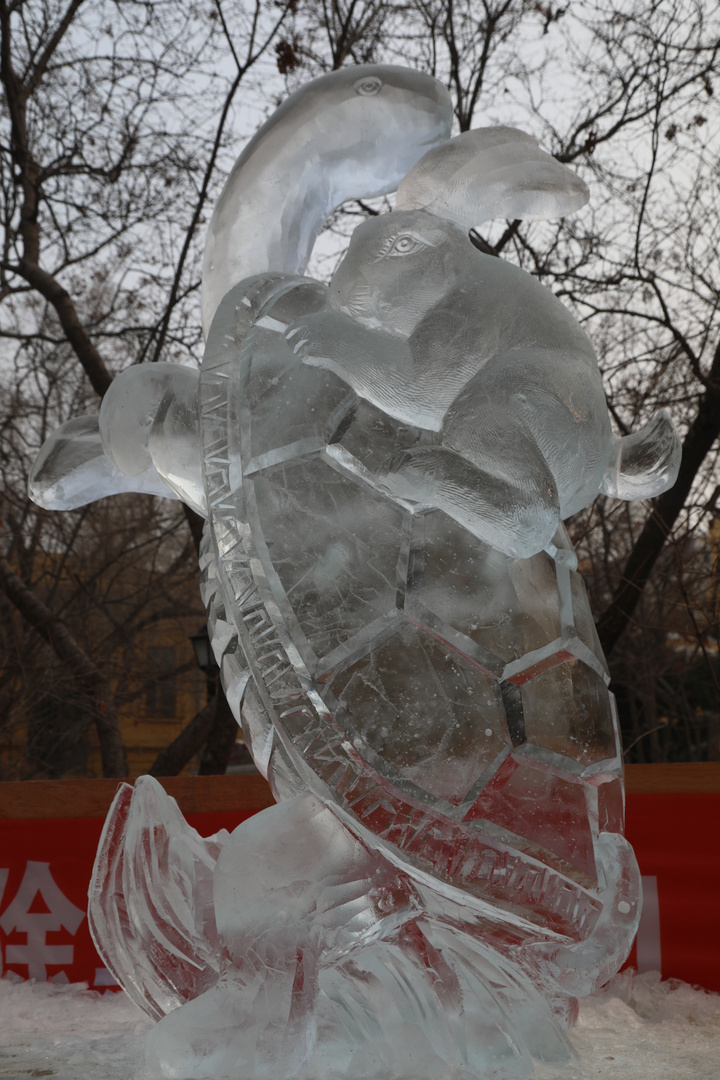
[0,861,85,980]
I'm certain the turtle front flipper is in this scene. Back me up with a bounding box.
[29,362,207,515]
[100,362,206,515]
[28,413,180,510]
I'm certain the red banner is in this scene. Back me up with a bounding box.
[0,811,251,991]
[1,795,718,992]
[622,794,720,992]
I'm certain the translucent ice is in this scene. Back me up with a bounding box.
[88,777,227,1022]
[396,126,590,226]
[34,62,684,1080]
[28,414,179,510]
[201,65,453,336]
[286,204,680,556]
[99,363,205,516]
[29,365,205,515]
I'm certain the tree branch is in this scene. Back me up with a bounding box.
[597,336,720,656]
[24,0,85,97]
[14,258,113,395]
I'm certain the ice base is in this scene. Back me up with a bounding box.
[88,778,640,1080]
[2,970,719,1080]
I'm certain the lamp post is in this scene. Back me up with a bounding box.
[190,624,218,702]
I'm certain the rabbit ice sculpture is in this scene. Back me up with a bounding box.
[29,64,680,1079]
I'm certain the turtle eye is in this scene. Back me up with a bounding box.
[354,75,382,97]
[387,234,426,257]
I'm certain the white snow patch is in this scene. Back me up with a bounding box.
[534,970,720,1080]
[0,969,718,1079]
[0,972,151,1079]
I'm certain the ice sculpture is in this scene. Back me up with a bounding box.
[29,64,681,1079]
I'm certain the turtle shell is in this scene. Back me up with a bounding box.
[200,277,627,942]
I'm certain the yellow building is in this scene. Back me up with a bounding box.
[86,618,209,778]
[0,498,212,780]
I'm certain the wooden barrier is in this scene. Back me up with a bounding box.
[624,762,720,793]
[2,763,719,820]
[0,773,275,821]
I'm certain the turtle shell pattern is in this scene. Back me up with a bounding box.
[200,277,631,946]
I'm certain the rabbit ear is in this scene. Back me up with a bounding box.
[201,65,452,336]
[396,127,589,230]
[28,414,179,510]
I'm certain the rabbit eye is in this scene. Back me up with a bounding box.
[388,234,425,256]
[354,76,382,97]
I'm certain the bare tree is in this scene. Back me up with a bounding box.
[0,0,293,777]
[2,0,719,774]
[522,1,720,758]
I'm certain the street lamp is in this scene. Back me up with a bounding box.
[190,624,218,700]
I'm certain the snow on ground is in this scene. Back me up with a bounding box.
[534,970,720,1080]
[0,973,151,1080]
[0,969,718,1080]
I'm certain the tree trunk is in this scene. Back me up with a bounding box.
[148,698,217,776]
[197,685,239,775]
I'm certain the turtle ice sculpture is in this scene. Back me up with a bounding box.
[29,65,680,1079]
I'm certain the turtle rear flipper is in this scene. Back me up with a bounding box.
[88,775,228,1021]
[601,408,681,501]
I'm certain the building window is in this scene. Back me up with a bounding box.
[146,646,176,718]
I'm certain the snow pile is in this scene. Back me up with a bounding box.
[535,970,720,1080]
[0,969,718,1079]
[0,972,151,1079]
